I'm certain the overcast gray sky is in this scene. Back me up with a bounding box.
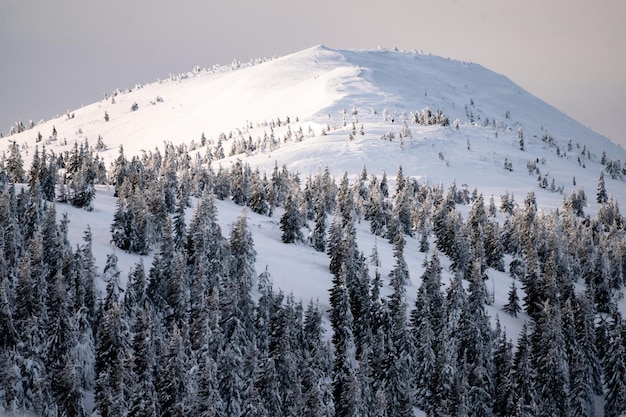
[1,0,624,147]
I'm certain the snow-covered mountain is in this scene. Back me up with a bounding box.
[3,45,626,416]
[5,43,626,302]
[8,44,625,202]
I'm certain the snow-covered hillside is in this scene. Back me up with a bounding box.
[5,45,626,273]
[6,45,625,201]
[2,45,626,416]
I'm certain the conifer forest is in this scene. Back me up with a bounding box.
[0,136,625,417]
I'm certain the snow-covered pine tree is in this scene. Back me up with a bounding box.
[330,264,361,417]
[79,226,99,328]
[603,312,626,417]
[512,322,539,416]
[280,192,303,243]
[311,193,327,252]
[172,195,187,250]
[327,209,347,278]
[484,217,505,271]
[6,140,25,183]
[385,230,414,417]
[467,193,488,274]
[147,216,176,313]
[503,279,521,317]
[127,302,159,417]
[0,268,17,350]
[194,350,224,417]
[45,269,84,417]
[93,282,131,417]
[230,160,251,207]
[597,171,608,204]
[493,319,516,417]
[301,300,334,417]
[561,298,594,417]
[157,324,190,417]
[457,262,494,415]
[531,301,570,417]
[218,314,248,417]
[574,289,603,396]
[249,169,269,215]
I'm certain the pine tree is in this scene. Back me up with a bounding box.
[6,140,25,183]
[301,300,334,417]
[123,261,148,321]
[337,172,354,226]
[0,184,23,269]
[93,300,131,417]
[173,195,187,249]
[603,313,626,417]
[224,209,257,339]
[521,247,543,321]
[46,269,85,416]
[385,230,414,417]
[568,342,595,417]
[79,226,99,328]
[366,180,389,237]
[195,351,224,417]
[513,323,539,416]
[186,190,226,292]
[148,217,176,313]
[280,193,303,243]
[110,182,131,251]
[230,160,250,207]
[256,355,281,417]
[484,218,505,271]
[467,193,488,273]
[74,303,96,392]
[161,143,179,213]
[229,209,257,294]
[16,229,48,352]
[158,325,189,417]
[218,317,247,417]
[254,267,273,359]
[597,171,608,204]
[503,279,521,317]
[431,322,461,416]
[393,183,413,237]
[0,347,24,412]
[349,257,372,360]
[532,302,570,417]
[493,320,515,417]
[327,210,346,278]
[163,250,189,327]
[413,251,446,336]
[458,261,494,414]
[446,271,466,335]
[311,195,326,252]
[269,295,304,417]
[330,265,361,417]
[0,274,17,349]
[249,170,269,215]
[411,252,447,412]
[412,304,437,412]
[574,290,602,395]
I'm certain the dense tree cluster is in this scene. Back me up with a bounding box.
[0,136,625,417]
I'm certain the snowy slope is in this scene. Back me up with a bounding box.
[4,44,626,324]
[7,45,624,202]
